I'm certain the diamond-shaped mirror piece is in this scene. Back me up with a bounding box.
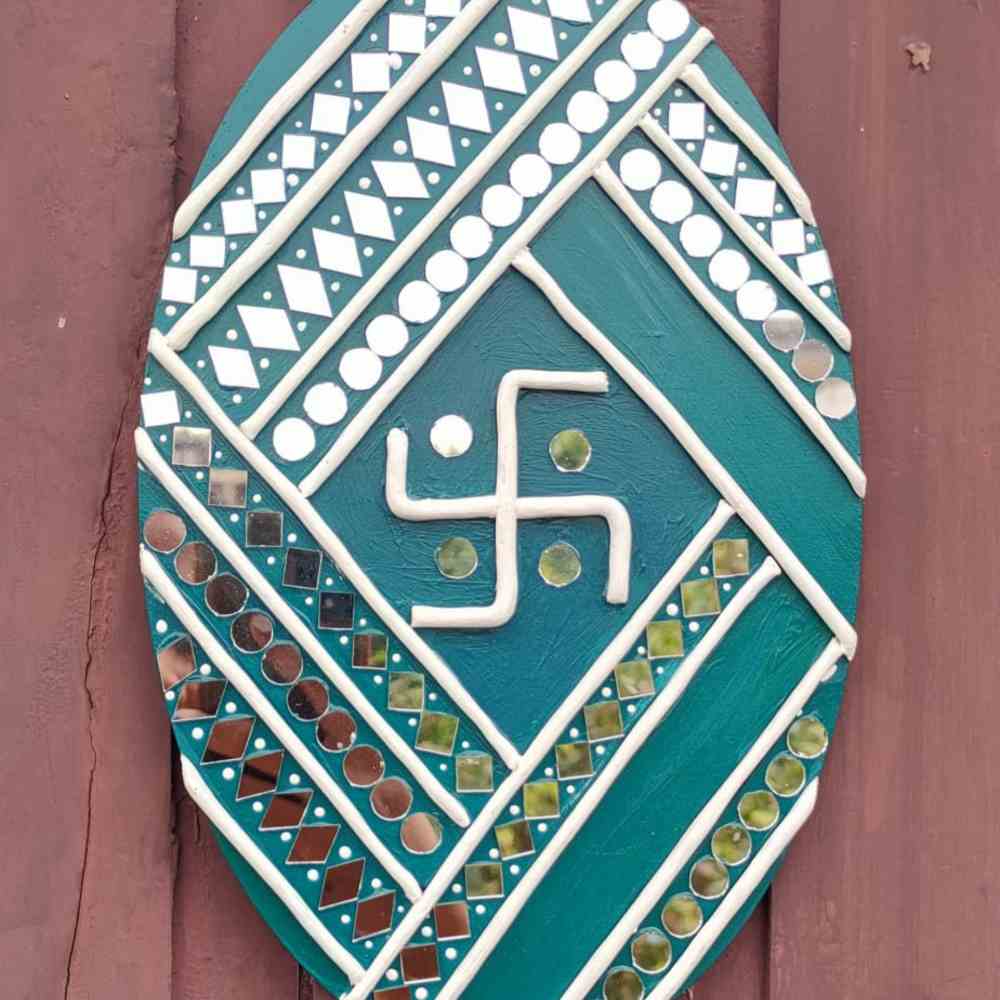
[202,716,254,764]
[173,679,226,720]
[288,823,339,864]
[475,47,527,94]
[353,890,396,941]
[320,857,365,909]
[236,750,284,799]
[157,635,197,691]
[260,790,313,830]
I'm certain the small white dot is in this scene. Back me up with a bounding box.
[489,848,499,859]
[308,869,320,882]
[569,728,579,739]
[475,904,486,915]
[252,801,264,813]
[509,805,520,816]
[537,823,548,833]
[254,737,266,750]
[281,831,292,842]
[155,620,167,634]
[288,533,298,543]
[164,691,175,702]
[192,727,204,739]
[689,621,700,633]
[289,773,301,785]
[339,846,352,859]
[667,603,679,616]
[315,807,326,818]
[421,926,433,938]
[446,947,458,960]
[222,767,235,780]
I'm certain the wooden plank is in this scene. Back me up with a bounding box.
[773,2,1000,998]
[0,2,178,998]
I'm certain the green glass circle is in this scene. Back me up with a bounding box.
[711,823,752,866]
[661,892,703,939]
[738,790,780,832]
[538,542,582,587]
[690,857,730,900]
[787,715,829,759]
[603,967,644,1000]
[549,428,592,472]
[631,927,671,974]
[435,537,478,580]
[766,753,807,797]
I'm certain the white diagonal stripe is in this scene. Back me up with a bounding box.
[172,0,389,240]
[562,637,842,999]
[146,334,521,770]
[241,0,664,439]
[142,548,422,902]
[338,500,735,1000]
[166,0,503,350]
[594,161,866,497]
[135,423,473,825]
[437,557,782,999]
[179,756,366,983]
[299,27,716,492]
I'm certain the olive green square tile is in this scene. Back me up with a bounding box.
[584,700,624,742]
[388,671,424,712]
[646,619,684,659]
[416,711,459,756]
[555,741,594,780]
[614,659,655,700]
[681,578,722,617]
[352,632,387,669]
[495,818,535,859]
[713,538,750,578]
[455,752,494,793]
[465,862,503,899]
[523,780,560,819]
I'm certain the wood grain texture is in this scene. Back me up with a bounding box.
[773,2,1000,999]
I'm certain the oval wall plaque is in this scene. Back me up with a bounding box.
[137,1,863,996]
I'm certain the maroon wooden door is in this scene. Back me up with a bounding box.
[2,1,997,997]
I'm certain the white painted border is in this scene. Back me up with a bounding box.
[639,114,852,351]
[512,250,859,658]
[167,0,504,349]
[681,64,817,228]
[593,162,866,498]
[648,779,821,999]
[436,557,782,999]
[172,0,389,240]
[142,548,423,901]
[242,0,656,438]
[136,422,473,824]
[562,637,842,999]
[339,501,736,999]
[179,756,367,983]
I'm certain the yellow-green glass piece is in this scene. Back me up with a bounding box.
[539,542,582,587]
[465,862,503,899]
[713,538,750,578]
[681,578,722,617]
[584,700,624,742]
[603,967,644,1000]
[523,780,560,819]
[631,928,671,974]
[388,671,424,712]
[766,754,807,797]
[455,752,493,793]
[787,715,829,758]
[661,893,703,938]
[646,619,684,660]
[690,857,730,899]
[555,741,594,780]
[738,790,780,831]
[614,659,655,700]
[495,818,534,859]
[436,537,478,579]
[549,428,592,472]
[711,823,752,866]
[416,711,459,756]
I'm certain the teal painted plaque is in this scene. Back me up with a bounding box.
[137,1,863,996]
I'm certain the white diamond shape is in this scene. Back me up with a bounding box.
[389,13,427,53]
[162,266,198,304]
[312,228,364,276]
[372,161,430,199]
[277,264,333,316]
[699,139,739,177]
[345,191,396,241]
[797,249,833,286]
[352,52,392,93]
[311,93,351,135]
[547,0,591,23]
[237,305,300,351]
[475,47,527,95]
[508,8,558,60]
[668,102,706,140]
[771,218,806,256]
[406,117,456,166]
[425,0,460,15]
[189,235,226,268]
[735,177,776,218]
[282,134,317,170]
[251,168,287,204]
[441,81,492,133]
[221,199,258,235]
[208,346,260,389]
[141,390,181,427]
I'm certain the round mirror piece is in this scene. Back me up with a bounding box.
[401,812,444,854]
[620,31,663,71]
[481,183,524,227]
[344,745,386,788]
[631,928,671,974]
[680,215,723,258]
[816,376,857,419]
[539,543,582,588]
[787,715,829,758]
[736,279,779,321]
[272,418,316,462]
[398,280,441,323]
[538,123,581,165]
[508,154,552,199]
[205,573,248,616]
[262,643,303,685]
[144,510,187,553]
[549,428,592,472]
[765,753,807,797]
[567,91,609,134]
[436,537,478,579]
[650,179,693,224]
[690,856,730,899]
[661,892,703,938]
[365,314,409,358]
[619,149,661,192]
[450,216,493,259]
[175,541,217,584]
[287,678,329,721]
[603,966,644,1000]
[317,708,358,753]
[594,60,636,103]
[370,777,413,821]
[709,248,752,292]
[339,348,382,391]
[792,339,835,382]
[303,382,348,425]
[231,611,273,653]
[711,823,752,866]
[430,415,474,458]
[763,309,806,352]
[738,790,780,831]
[425,250,468,294]
[647,0,690,41]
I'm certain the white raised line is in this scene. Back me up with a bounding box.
[649,779,821,999]
[513,249,858,657]
[179,756,366,983]
[562,637,843,1000]
[681,64,817,228]
[147,333,521,771]
[242,0,655,439]
[594,161,865,498]
[639,114,852,351]
[438,557,782,999]
[142,548,422,902]
[340,500,735,999]
[172,0,389,240]
[135,421,472,827]
[166,0,503,350]
[299,27,716,493]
